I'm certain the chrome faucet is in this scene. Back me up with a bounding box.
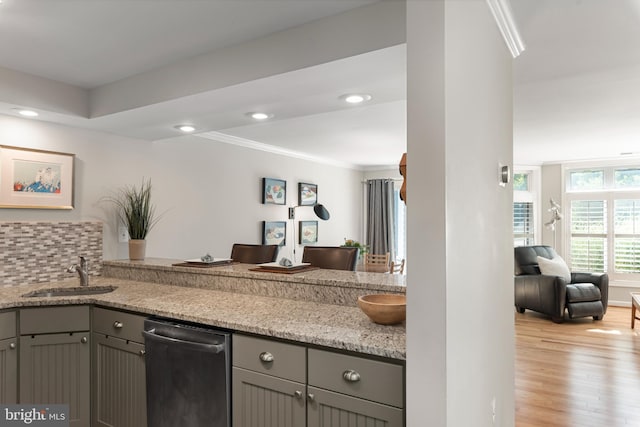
[67,256,89,286]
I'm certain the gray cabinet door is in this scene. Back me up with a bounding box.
[307,386,404,427]
[19,332,90,426]
[92,332,146,427]
[232,367,306,427]
[0,337,18,403]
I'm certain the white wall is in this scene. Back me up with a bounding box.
[407,1,515,426]
[540,163,564,253]
[0,115,362,262]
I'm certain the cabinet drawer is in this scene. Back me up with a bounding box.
[233,334,306,383]
[0,311,16,340]
[93,307,146,343]
[308,349,404,408]
[20,306,89,335]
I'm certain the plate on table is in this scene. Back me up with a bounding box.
[257,262,311,271]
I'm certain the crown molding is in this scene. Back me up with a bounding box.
[486,0,526,58]
[197,131,360,170]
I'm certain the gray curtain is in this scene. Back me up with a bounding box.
[366,179,396,260]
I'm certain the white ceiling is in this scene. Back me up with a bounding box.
[511,0,640,165]
[0,0,638,168]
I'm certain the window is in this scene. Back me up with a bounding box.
[569,200,606,272]
[513,173,529,191]
[514,202,534,246]
[614,200,640,273]
[513,170,538,246]
[566,166,640,281]
[393,188,407,265]
[614,168,640,189]
[568,170,604,191]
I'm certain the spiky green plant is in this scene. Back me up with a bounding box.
[111,179,159,240]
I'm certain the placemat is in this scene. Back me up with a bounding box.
[172,261,235,268]
[249,266,319,274]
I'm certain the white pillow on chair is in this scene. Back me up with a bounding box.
[536,255,571,282]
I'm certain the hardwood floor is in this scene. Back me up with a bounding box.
[516,306,640,426]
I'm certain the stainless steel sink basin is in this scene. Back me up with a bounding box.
[22,285,117,298]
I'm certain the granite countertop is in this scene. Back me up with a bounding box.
[0,276,406,360]
[103,258,407,292]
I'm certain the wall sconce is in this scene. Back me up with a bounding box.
[288,204,330,262]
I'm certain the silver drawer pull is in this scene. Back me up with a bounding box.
[81,336,88,344]
[113,321,124,329]
[259,351,274,363]
[343,369,361,382]
[294,390,303,399]
[139,349,146,357]
[307,393,315,402]
[9,342,16,350]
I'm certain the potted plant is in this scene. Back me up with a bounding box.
[110,179,160,260]
[341,238,369,259]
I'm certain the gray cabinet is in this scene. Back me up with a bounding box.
[233,334,405,427]
[19,306,90,426]
[0,310,17,403]
[92,307,147,427]
[233,334,306,427]
[307,348,404,427]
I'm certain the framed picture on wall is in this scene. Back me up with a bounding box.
[0,145,75,209]
[262,178,286,205]
[263,221,287,246]
[299,221,318,244]
[298,182,317,206]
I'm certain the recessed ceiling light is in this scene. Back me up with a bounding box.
[246,112,274,121]
[340,94,372,104]
[13,108,39,117]
[175,125,196,133]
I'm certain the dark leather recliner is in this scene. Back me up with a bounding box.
[302,246,359,271]
[230,244,279,264]
[514,245,608,323]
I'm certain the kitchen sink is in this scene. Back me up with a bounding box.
[22,285,118,298]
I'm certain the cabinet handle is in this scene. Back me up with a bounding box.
[9,342,16,350]
[259,351,274,363]
[81,337,88,344]
[294,390,303,399]
[139,349,146,357]
[307,393,315,402]
[113,321,124,329]
[343,369,361,382]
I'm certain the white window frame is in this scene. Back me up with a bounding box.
[564,161,640,285]
[514,166,541,246]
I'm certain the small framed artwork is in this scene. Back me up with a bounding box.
[262,178,286,205]
[0,145,75,209]
[299,220,318,244]
[263,221,287,246]
[298,182,317,206]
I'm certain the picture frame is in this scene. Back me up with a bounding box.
[263,221,287,246]
[299,220,318,244]
[0,145,74,209]
[298,182,317,206]
[262,178,286,205]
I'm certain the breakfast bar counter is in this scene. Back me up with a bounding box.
[103,258,406,307]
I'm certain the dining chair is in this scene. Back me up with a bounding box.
[302,246,359,271]
[230,244,279,264]
[363,253,390,273]
[390,259,405,274]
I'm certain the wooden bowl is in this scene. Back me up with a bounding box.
[357,294,406,325]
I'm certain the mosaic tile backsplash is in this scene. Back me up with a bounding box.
[0,221,103,286]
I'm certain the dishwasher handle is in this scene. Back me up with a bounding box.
[142,329,226,354]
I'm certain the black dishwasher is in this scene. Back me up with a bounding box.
[142,318,231,427]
